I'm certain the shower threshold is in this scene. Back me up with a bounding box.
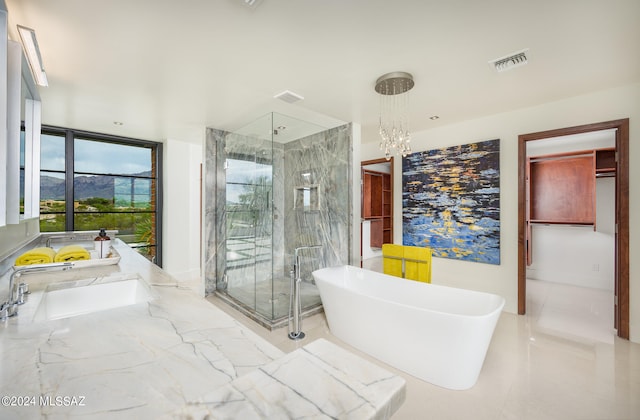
[214,291,324,331]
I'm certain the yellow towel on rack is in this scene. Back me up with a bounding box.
[15,247,56,266]
[404,246,432,283]
[382,244,404,278]
[54,245,91,262]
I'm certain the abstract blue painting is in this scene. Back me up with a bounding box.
[402,139,500,265]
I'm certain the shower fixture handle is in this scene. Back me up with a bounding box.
[294,245,323,257]
[288,245,323,341]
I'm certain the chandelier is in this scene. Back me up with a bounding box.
[375,72,414,159]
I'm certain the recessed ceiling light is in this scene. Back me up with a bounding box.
[429,116,440,120]
[113,121,123,126]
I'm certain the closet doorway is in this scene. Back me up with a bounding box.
[518,119,629,339]
[361,158,394,266]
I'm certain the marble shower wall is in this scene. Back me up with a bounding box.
[204,122,353,313]
[283,124,353,283]
[204,128,222,295]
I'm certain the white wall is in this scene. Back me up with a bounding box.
[162,137,203,295]
[360,82,640,343]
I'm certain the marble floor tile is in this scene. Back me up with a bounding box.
[528,278,615,344]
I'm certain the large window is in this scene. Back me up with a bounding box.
[39,127,162,265]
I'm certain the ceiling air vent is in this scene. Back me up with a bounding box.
[274,90,304,103]
[489,49,529,72]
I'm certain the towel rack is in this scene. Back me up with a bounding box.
[382,244,432,283]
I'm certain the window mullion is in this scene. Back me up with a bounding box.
[65,130,74,231]
[154,143,162,266]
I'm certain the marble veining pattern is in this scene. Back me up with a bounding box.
[204,120,352,323]
[283,124,352,283]
[0,240,284,419]
[176,339,406,419]
[1,240,403,419]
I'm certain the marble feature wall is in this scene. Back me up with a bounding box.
[204,121,352,323]
[283,124,353,283]
[204,128,222,295]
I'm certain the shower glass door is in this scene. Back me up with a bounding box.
[207,113,352,328]
[224,153,273,314]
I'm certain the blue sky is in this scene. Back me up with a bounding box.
[40,134,151,175]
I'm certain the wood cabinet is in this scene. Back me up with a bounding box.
[526,147,615,265]
[382,174,392,244]
[595,148,616,176]
[528,153,595,225]
[370,219,384,248]
[362,169,392,248]
[362,171,383,218]
[527,147,615,226]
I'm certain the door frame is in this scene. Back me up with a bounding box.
[361,157,394,260]
[517,118,629,339]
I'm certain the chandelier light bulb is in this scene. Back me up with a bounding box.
[375,72,414,160]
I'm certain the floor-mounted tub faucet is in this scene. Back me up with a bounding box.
[288,245,322,340]
[0,262,74,321]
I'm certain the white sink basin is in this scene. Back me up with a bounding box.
[33,274,155,322]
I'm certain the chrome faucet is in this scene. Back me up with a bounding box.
[292,245,323,279]
[0,262,74,321]
[288,245,322,340]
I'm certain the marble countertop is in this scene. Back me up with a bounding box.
[179,338,406,419]
[0,238,404,419]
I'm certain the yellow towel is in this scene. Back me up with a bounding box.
[15,247,56,266]
[54,245,91,262]
[382,244,404,278]
[404,246,432,283]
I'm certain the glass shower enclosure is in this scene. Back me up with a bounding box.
[204,113,352,329]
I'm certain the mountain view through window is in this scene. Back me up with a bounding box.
[38,128,161,264]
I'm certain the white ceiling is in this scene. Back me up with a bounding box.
[5,0,640,145]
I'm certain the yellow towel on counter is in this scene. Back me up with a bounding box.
[54,245,91,262]
[382,244,404,278]
[15,247,56,266]
[404,246,432,283]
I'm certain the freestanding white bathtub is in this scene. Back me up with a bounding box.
[312,265,505,390]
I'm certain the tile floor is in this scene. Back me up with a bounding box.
[206,262,640,420]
